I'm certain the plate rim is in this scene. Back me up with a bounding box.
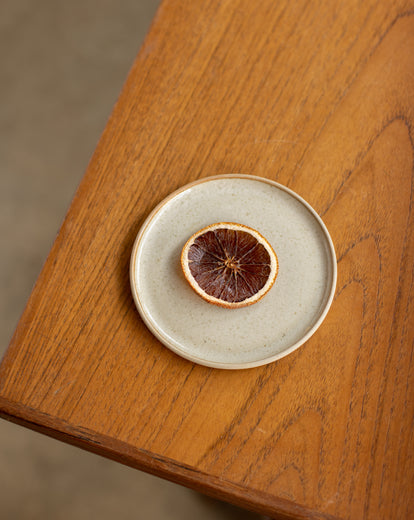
[130,174,337,369]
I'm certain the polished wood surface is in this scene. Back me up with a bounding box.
[1,1,413,518]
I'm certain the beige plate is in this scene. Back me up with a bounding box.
[130,174,337,369]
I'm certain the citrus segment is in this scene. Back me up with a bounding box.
[181,223,278,308]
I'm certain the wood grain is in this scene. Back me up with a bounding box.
[1,0,414,518]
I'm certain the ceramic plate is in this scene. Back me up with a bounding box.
[130,174,337,369]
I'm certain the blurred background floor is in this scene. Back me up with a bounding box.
[0,2,263,518]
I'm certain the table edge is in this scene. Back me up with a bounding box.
[0,396,340,520]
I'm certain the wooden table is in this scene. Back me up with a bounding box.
[1,1,413,518]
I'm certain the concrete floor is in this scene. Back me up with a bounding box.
[0,1,264,518]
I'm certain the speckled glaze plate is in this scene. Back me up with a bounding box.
[130,174,337,369]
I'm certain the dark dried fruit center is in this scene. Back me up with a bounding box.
[187,228,271,303]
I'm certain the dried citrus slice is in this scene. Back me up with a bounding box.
[181,222,278,308]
